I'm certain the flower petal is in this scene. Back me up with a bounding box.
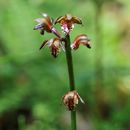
[33,24,43,30]
[47,39,54,47]
[71,34,91,50]
[54,16,64,24]
[42,13,53,26]
[77,92,85,104]
[51,47,59,58]
[72,16,82,24]
[51,38,61,57]
[35,18,44,23]
[39,40,48,50]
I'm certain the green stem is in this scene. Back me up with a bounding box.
[65,34,77,130]
[65,35,75,90]
[71,111,76,130]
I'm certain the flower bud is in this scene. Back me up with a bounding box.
[62,91,84,111]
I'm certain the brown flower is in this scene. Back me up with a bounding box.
[55,14,82,34]
[71,34,91,50]
[62,91,84,111]
[34,13,61,38]
[40,38,64,58]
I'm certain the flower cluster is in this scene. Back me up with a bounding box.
[34,13,91,58]
[34,13,91,110]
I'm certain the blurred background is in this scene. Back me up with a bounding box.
[0,0,130,130]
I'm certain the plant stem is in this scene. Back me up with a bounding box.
[65,34,75,90]
[65,34,77,130]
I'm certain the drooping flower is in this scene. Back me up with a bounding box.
[55,14,82,34]
[62,91,84,111]
[71,34,91,50]
[40,38,64,58]
[34,13,61,38]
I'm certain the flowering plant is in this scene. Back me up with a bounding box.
[34,13,91,130]
[34,13,91,57]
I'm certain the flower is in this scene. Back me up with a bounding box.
[55,14,82,34]
[62,91,84,111]
[71,34,91,50]
[39,38,64,58]
[34,13,61,38]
